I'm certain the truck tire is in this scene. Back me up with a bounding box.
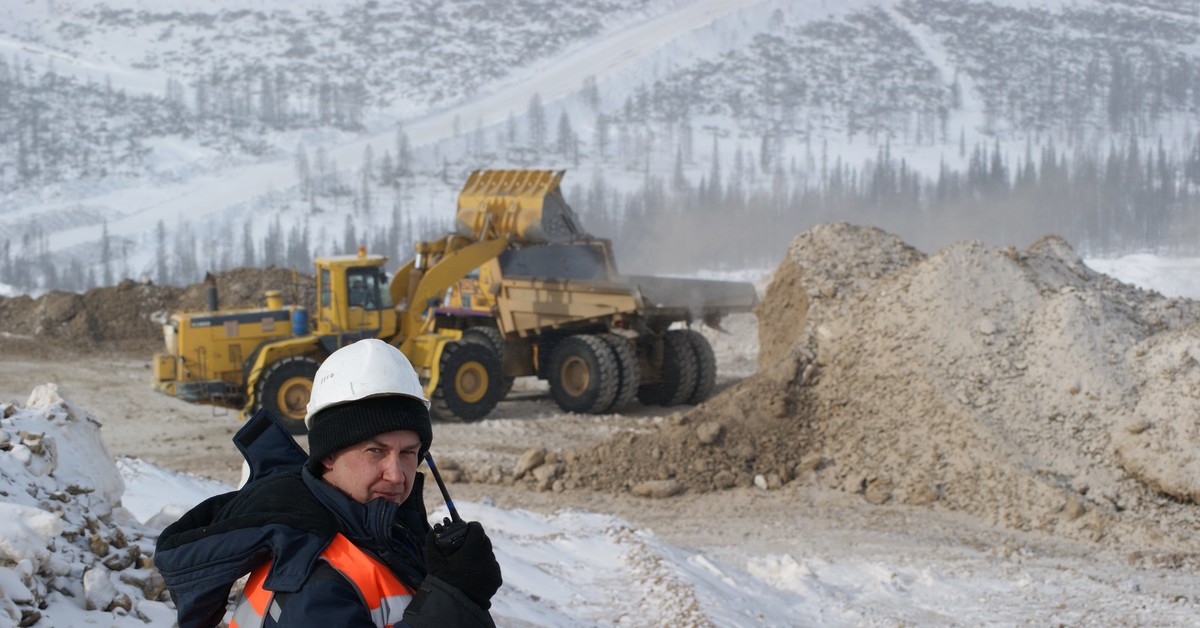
[637,330,698,407]
[678,329,717,404]
[548,334,619,414]
[431,340,504,422]
[462,326,515,399]
[598,333,640,413]
[258,355,320,435]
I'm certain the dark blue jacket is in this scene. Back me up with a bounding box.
[153,410,494,627]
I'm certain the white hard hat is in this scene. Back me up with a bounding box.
[305,339,430,430]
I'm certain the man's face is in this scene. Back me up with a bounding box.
[321,429,422,504]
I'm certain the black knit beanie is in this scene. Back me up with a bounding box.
[306,394,432,474]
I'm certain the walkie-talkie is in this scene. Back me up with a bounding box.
[424,452,469,554]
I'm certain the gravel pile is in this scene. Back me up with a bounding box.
[555,222,1200,550]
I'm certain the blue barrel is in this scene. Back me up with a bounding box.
[291,307,308,336]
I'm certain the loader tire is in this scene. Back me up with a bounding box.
[548,334,619,414]
[678,329,717,404]
[430,340,504,422]
[258,355,320,435]
[598,333,640,413]
[462,326,515,399]
[637,330,698,407]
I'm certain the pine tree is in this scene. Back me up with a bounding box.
[581,75,600,110]
[100,219,112,287]
[556,111,574,156]
[395,126,412,178]
[295,145,311,202]
[360,146,374,214]
[241,219,256,268]
[527,93,546,152]
[595,114,610,160]
[343,215,357,254]
[708,131,722,204]
[672,146,687,192]
[155,219,169,285]
[379,151,394,186]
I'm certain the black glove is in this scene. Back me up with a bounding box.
[424,521,503,609]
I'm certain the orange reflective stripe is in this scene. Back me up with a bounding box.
[321,534,414,627]
[233,535,413,628]
[230,561,273,628]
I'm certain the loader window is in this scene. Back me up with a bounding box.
[346,267,392,310]
[320,269,331,308]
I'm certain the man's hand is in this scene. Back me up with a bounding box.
[424,521,503,609]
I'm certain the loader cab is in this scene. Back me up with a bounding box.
[314,249,398,342]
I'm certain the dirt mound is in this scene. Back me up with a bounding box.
[0,268,315,356]
[557,223,1200,548]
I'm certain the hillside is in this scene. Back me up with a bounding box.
[0,0,1198,296]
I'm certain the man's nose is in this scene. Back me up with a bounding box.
[380,455,404,483]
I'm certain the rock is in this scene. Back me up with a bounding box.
[82,565,117,611]
[513,448,546,480]
[532,464,561,491]
[753,473,783,491]
[89,534,109,558]
[696,421,724,445]
[712,470,738,490]
[864,478,892,505]
[102,549,134,571]
[632,479,683,499]
[105,592,132,613]
[907,483,937,506]
[1064,496,1087,521]
[1124,419,1152,435]
[19,432,44,455]
[798,454,825,473]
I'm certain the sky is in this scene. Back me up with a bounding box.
[2,256,1200,627]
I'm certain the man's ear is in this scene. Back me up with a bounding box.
[322,455,336,472]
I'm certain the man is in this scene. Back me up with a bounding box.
[154,339,503,627]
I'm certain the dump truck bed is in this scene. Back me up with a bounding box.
[494,273,757,336]
[625,274,759,321]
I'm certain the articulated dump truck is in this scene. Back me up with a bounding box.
[152,169,757,432]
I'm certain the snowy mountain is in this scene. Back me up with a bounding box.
[0,0,1198,295]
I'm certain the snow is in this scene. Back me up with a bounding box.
[2,0,1196,293]
[0,256,1196,626]
[1084,255,1200,301]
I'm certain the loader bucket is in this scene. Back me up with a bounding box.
[455,169,587,243]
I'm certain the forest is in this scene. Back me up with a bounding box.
[2,0,1200,291]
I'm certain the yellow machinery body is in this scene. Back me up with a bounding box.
[151,169,589,429]
[152,169,758,427]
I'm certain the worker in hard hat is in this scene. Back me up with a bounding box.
[154,339,502,628]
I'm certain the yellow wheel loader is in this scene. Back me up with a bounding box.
[152,169,757,431]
